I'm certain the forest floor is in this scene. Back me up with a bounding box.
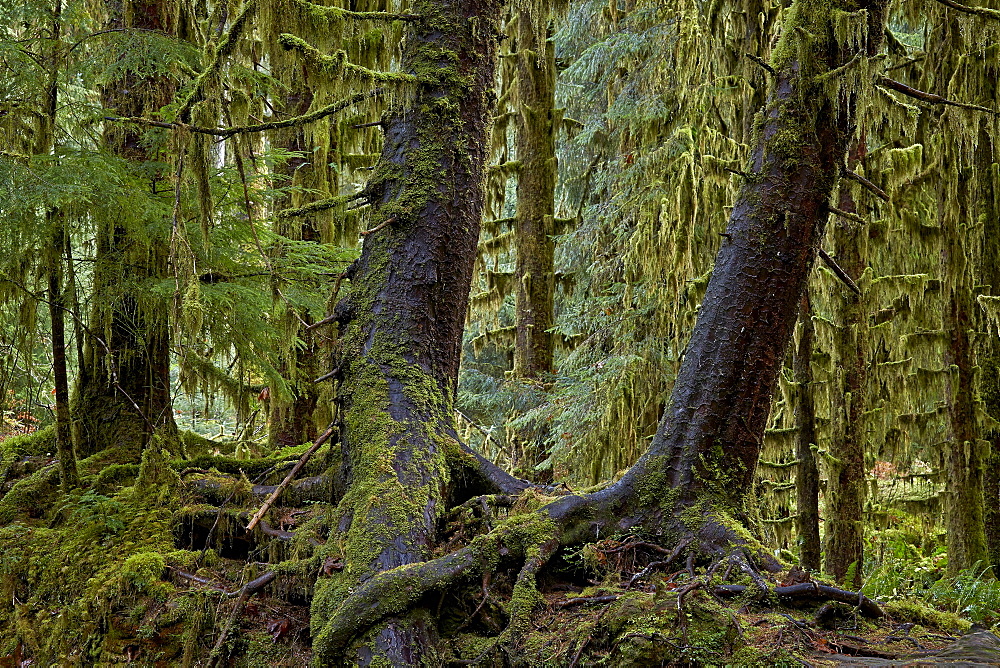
[1,427,998,665]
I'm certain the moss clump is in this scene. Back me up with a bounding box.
[883,599,972,632]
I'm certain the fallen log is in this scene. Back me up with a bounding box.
[713,582,883,617]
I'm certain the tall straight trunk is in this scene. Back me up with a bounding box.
[824,187,867,585]
[942,196,988,571]
[512,11,557,378]
[40,0,79,489]
[268,89,320,449]
[310,1,503,663]
[48,215,80,490]
[76,0,177,455]
[794,294,820,571]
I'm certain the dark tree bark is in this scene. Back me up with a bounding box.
[309,1,504,663]
[39,0,79,490]
[75,0,177,456]
[310,0,890,660]
[824,187,867,585]
[512,11,557,379]
[794,295,821,572]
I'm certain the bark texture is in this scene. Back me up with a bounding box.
[75,0,177,456]
[825,187,867,585]
[513,11,557,378]
[310,1,503,663]
[794,295,821,572]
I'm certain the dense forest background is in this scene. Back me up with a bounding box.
[3,0,1000,664]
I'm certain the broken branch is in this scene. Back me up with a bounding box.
[844,170,890,202]
[818,248,862,296]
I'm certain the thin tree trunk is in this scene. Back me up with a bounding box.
[794,294,821,571]
[824,187,867,586]
[513,11,557,378]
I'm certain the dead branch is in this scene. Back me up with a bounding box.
[104,88,382,139]
[360,216,396,236]
[245,423,336,530]
[844,170,890,202]
[932,0,1000,19]
[745,53,775,76]
[713,582,883,617]
[818,249,862,296]
[553,594,619,608]
[827,205,867,225]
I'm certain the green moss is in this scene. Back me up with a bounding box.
[883,599,972,632]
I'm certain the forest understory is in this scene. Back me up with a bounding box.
[1,425,997,666]
[7,0,1000,664]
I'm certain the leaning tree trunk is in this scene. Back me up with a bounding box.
[309,0,890,659]
[75,0,177,456]
[543,0,891,562]
[310,1,503,664]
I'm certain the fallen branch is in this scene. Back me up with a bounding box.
[171,568,275,598]
[713,582,883,617]
[554,594,619,609]
[246,423,336,531]
[818,248,862,296]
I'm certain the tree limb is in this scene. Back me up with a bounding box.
[932,0,1000,19]
[818,249,862,296]
[844,170,889,202]
[878,77,997,115]
[106,89,380,138]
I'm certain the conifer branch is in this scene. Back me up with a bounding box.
[278,34,418,84]
[844,170,890,202]
[67,27,168,54]
[932,0,1000,20]
[106,89,380,138]
[293,0,421,22]
[877,77,997,115]
[173,0,258,122]
[818,249,862,296]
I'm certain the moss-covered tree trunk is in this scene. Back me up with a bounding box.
[75,0,177,456]
[794,295,821,571]
[942,168,988,572]
[268,88,321,449]
[512,11,557,379]
[310,1,503,663]
[549,0,889,549]
[824,187,867,585]
[39,0,79,490]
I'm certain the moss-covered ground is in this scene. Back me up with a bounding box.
[1,428,997,665]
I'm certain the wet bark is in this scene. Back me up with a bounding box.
[310,1,503,664]
[512,11,557,378]
[825,187,867,585]
[75,0,177,456]
[794,295,821,572]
